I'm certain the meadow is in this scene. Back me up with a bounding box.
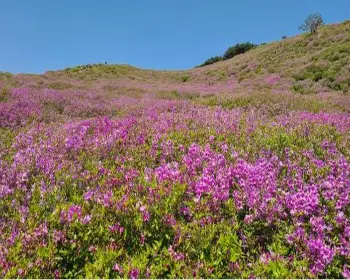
[0,21,349,278]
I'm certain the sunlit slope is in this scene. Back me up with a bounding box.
[1,20,349,97]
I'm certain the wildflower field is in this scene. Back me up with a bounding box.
[0,21,350,278]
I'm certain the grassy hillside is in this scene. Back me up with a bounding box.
[190,20,350,94]
[1,20,349,117]
[2,20,349,94]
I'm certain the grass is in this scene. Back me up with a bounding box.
[0,20,348,99]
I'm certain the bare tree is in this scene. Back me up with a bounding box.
[299,13,324,35]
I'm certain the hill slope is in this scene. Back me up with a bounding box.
[2,20,349,95]
[1,20,349,116]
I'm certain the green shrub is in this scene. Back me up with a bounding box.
[196,42,257,68]
[155,90,200,100]
[197,56,223,68]
[223,42,257,60]
[48,82,74,90]
[181,75,190,82]
[0,87,10,102]
[293,63,329,82]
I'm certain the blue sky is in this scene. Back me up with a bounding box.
[1,0,349,74]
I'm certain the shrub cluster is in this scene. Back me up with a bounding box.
[196,56,223,68]
[1,86,350,278]
[197,42,257,67]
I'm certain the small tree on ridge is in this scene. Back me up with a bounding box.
[299,13,324,35]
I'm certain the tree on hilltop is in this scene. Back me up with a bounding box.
[299,13,324,35]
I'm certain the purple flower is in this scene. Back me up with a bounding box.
[82,214,92,225]
[108,222,124,235]
[54,269,60,278]
[113,263,123,274]
[84,190,93,201]
[129,268,139,279]
[168,245,185,261]
[143,211,150,222]
[342,265,350,279]
[146,267,151,278]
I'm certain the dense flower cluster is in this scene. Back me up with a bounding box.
[0,86,349,278]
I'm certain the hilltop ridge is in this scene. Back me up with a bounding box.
[1,20,349,98]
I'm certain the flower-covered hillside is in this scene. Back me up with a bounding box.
[0,20,350,279]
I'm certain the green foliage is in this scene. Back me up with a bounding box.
[155,90,200,100]
[42,100,65,114]
[197,56,223,68]
[196,42,256,68]
[299,13,324,34]
[293,63,330,82]
[0,87,10,102]
[48,82,74,90]
[256,259,291,278]
[0,128,15,153]
[291,41,350,93]
[197,92,338,114]
[181,75,190,82]
[223,42,257,60]
[292,80,318,95]
[0,72,18,88]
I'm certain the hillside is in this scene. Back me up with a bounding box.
[1,21,349,92]
[1,20,349,115]
[1,20,350,279]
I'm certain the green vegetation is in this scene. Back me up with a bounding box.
[222,42,257,60]
[197,42,257,68]
[197,91,344,115]
[299,13,324,35]
[196,56,223,67]
[0,87,10,102]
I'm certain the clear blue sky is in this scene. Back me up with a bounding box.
[1,0,349,74]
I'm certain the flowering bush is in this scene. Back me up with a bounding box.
[2,21,350,278]
[0,81,349,279]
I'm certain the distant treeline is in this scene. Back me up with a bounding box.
[196,42,257,68]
